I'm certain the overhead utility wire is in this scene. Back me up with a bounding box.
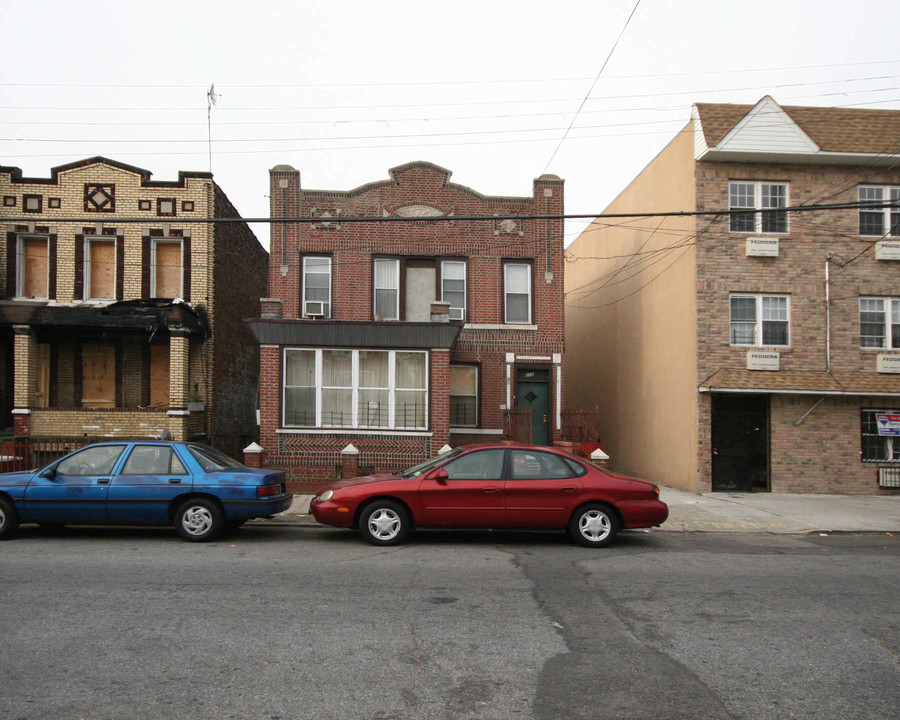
[4,200,896,226]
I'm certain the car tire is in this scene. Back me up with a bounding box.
[568,503,620,548]
[359,500,409,546]
[174,498,224,542]
[0,496,19,540]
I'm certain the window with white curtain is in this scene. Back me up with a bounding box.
[374,258,400,320]
[283,348,428,429]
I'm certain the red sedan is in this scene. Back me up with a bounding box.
[310,444,668,547]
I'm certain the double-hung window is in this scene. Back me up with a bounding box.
[729,181,789,234]
[858,186,900,237]
[16,235,49,299]
[730,294,790,346]
[441,260,466,321]
[449,365,478,427]
[504,262,533,324]
[283,348,427,430]
[859,298,900,349]
[374,258,400,321]
[861,409,900,462]
[302,256,332,317]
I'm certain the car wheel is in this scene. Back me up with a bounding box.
[568,503,620,548]
[359,500,409,546]
[0,496,19,540]
[174,498,224,542]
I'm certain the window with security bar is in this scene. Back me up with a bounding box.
[730,294,790,346]
[861,409,900,462]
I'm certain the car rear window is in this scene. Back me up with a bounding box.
[187,444,246,472]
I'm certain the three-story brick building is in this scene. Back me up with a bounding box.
[0,157,266,453]
[250,161,566,490]
[566,97,900,494]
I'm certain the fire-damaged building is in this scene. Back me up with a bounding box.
[0,157,266,454]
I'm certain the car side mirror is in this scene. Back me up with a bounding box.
[432,468,449,484]
[41,467,57,480]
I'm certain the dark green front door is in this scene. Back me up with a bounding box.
[516,369,551,445]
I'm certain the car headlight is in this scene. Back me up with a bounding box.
[318,489,334,502]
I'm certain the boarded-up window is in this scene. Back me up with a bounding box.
[35,343,50,408]
[149,345,170,408]
[87,240,116,300]
[153,241,182,298]
[19,237,49,298]
[81,345,116,408]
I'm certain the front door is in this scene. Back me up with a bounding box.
[516,368,551,445]
[711,394,770,492]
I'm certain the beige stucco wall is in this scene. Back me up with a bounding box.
[565,126,699,489]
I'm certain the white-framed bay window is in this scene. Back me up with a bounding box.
[729,294,790,347]
[283,348,428,430]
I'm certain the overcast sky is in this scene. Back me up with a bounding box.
[2,0,898,250]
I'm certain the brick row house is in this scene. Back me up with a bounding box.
[566,97,900,494]
[250,162,566,491]
[0,157,266,453]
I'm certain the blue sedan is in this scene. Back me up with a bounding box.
[0,441,292,542]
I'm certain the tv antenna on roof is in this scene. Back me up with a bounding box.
[207,83,219,174]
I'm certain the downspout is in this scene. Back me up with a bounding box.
[825,252,833,373]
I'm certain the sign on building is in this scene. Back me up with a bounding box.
[747,350,780,371]
[877,354,900,374]
[745,237,780,257]
[876,414,900,436]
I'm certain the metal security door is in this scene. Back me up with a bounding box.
[711,394,770,492]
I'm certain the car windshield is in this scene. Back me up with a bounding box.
[186,444,247,472]
[400,448,465,479]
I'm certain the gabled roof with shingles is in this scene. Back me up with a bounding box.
[694,99,900,154]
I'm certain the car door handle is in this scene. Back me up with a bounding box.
[483,487,501,494]
[561,486,577,492]
[168,478,181,484]
[97,478,110,485]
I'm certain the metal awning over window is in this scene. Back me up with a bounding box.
[248,319,461,349]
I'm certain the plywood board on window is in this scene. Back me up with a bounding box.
[35,343,50,408]
[89,240,115,299]
[150,345,170,408]
[82,345,115,408]
[22,238,48,298]
[155,242,182,298]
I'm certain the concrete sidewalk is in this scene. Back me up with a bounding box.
[260,489,900,535]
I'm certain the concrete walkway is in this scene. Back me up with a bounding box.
[260,488,900,534]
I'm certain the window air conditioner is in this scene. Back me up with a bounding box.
[304,301,326,318]
[448,307,464,321]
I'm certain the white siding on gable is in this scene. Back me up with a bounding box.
[692,105,710,160]
[716,96,819,155]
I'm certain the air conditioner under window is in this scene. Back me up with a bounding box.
[304,301,326,318]
[448,307,464,321]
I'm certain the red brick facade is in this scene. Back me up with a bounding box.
[253,162,566,492]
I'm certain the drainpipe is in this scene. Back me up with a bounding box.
[825,253,833,373]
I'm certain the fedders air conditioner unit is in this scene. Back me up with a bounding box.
[304,301,326,318]
[448,307,464,321]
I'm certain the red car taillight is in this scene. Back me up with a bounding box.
[257,483,284,498]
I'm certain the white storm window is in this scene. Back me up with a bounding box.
[16,235,49,299]
[859,187,900,237]
[151,239,183,298]
[374,258,400,321]
[86,238,116,300]
[860,298,900,349]
[302,256,331,317]
[504,262,532,324]
[729,181,789,234]
[283,348,428,430]
[441,260,466,320]
[730,294,790,347]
